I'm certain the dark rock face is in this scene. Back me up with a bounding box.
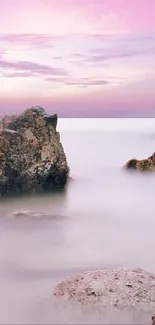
[123,153,155,172]
[152,314,155,325]
[0,107,69,196]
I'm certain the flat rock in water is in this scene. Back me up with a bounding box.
[53,268,155,316]
[0,107,69,196]
[8,210,47,218]
[7,210,67,220]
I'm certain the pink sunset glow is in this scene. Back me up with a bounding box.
[0,0,155,117]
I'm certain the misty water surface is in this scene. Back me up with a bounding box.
[0,119,155,324]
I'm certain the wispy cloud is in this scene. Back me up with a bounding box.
[1,68,109,89]
[65,78,109,87]
[1,32,155,63]
[52,56,63,60]
[1,56,122,88]
[86,48,155,63]
[0,58,68,77]
[88,32,155,41]
[45,76,124,88]
[0,33,65,49]
[70,33,155,65]
[2,71,35,78]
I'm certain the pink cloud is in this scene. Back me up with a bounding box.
[0,58,67,76]
[2,72,111,88]
[73,46,155,64]
[0,34,64,49]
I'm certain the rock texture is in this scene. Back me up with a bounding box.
[123,153,155,172]
[53,268,155,315]
[152,314,155,325]
[0,107,69,195]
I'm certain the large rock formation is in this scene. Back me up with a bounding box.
[0,107,69,196]
[123,153,155,172]
[53,268,155,321]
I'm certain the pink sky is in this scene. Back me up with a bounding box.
[0,0,155,117]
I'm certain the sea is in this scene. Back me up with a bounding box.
[0,118,155,324]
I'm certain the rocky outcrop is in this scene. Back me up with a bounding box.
[123,153,155,172]
[53,268,155,317]
[0,106,69,196]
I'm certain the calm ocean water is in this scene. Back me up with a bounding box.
[0,118,155,324]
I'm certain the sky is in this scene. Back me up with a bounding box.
[0,0,155,117]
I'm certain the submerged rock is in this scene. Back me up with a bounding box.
[0,107,69,196]
[53,268,155,316]
[8,210,48,218]
[123,153,155,172]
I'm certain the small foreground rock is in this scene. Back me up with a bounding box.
[53,268,155,321]
[123,153,155,172]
